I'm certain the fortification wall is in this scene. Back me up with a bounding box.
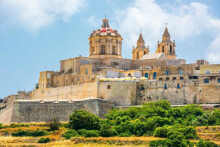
[136,80,220,105]
[31,82,98,100]
[97,79,220,105]
[136,80,198,105]
[97,81,137,106]
[11,99,114,123]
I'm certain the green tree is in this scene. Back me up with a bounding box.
[69,110,100,130]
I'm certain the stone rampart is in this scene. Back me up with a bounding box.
[31,82,98,100]
[11,98,114,123]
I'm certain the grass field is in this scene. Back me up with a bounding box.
[0,123,219,146]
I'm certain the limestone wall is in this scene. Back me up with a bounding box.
[97,81,137,106]
[31,82,98,100]
[137,80,198,105]
[11,99,114,122]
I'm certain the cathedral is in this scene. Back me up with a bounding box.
[1,18,220,123]
[37,18,185,89]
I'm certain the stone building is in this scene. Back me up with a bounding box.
[1,18,220,123]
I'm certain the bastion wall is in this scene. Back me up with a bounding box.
[11,98,114,123]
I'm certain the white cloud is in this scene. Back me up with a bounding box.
[0,0,85,31]
[207,36,220,63]
[115,0,220,62]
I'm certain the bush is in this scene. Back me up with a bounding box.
[38,137,50,143]
[69,110,100,130]
[150,139,194,147]
[197,139,218,147]
[49,118,60,131]
[99,120,117,137]
[78,129,100,137]
[12,129,48,137]
[62,129,79,139]
[153,126,169,138]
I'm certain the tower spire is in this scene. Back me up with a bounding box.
[162,26,170,41]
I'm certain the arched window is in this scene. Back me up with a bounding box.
[204,78,209,83]
[205,70,211,74]
[170,45,172,54]
[164,83,167,89]
[100,45,105,55]
[178,69,183,75]
[177,83,180,89]
[153,72,157,79]
[112,46,116,55]
[162,46,165,53]
[218,78,220,83]
[145,73,149,78]
[165,70,169,75]
[144,51,147,55]
[136,52,139,59]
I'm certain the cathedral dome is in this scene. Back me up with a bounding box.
[89,18,123,59]
[90,18,122,38]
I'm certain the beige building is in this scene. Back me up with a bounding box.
[12,18,220,106]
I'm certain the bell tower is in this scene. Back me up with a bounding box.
[132,33,149,60]
[156,27,176,59]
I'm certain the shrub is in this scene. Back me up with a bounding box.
[78,129,100,137]
[38,137,50,143]
[69,110,100,130]
[0,123,3,129]
[130,119,148,136]
[150,139,193,147]
[62,129,79,139]
[49,118,60,131]
[197,139,218,147]
[12,129,48,137]
[153,126,169,138]
[99,120,117,137]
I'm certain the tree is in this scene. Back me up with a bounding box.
[69,110,100,130]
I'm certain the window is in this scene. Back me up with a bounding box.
[172,77,177,80]
[162,46,165,53]
[205,70,211,74]
[85,69,88,75]
[136,52,139,59]
[145,73,149,78]
[112,46,116,55]
[170,45,172,54]
[164,83,167,89]
[100,45,105,55]
[204,78,209,84]
[107,85,111,89]
[128,73,132,77]
[165,70,169,75]
[166,77,170,81]
[153,72,157,79]
[180,77,184,80]
[178,69,183,75]
[159,78,163,81]
[218,78,220,83]
[177,83,180,89]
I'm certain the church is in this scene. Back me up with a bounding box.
[1,18,220,123]
[37,18,185,90]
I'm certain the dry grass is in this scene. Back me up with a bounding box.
[0,124,219,146]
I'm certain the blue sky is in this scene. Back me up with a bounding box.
[0,0,220,98]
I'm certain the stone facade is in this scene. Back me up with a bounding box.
[11,99,114,122]
[1,18,220,123]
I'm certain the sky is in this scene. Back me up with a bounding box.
[0,0,220,98]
